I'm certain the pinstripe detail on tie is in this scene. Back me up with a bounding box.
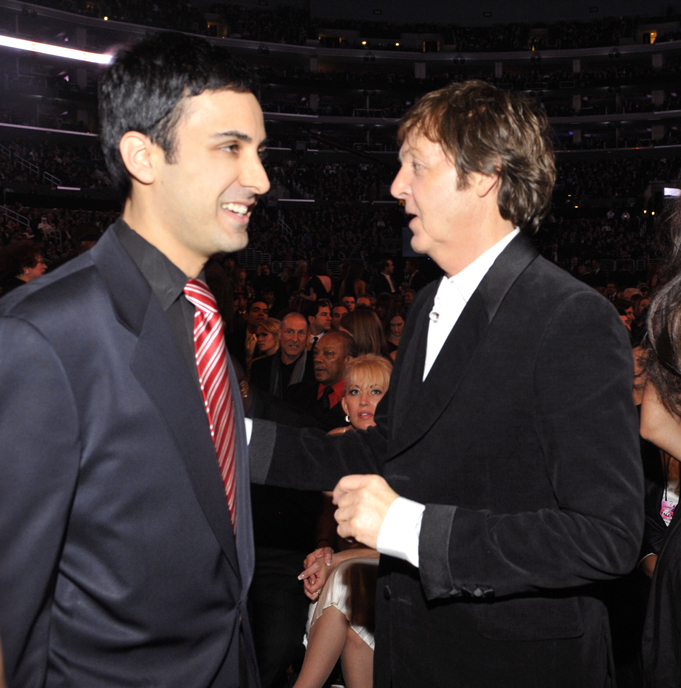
[184,279,236,528]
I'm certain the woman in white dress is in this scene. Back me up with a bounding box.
[293,355,393,688]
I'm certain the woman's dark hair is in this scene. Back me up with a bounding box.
[644,200,681,416]
[341,308,389,358]
[0,241,42,280]
[339,262,365,299]
[98,32,258,198]
[384,307,407,338]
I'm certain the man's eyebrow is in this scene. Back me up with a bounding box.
[398,147,413,162]
[211,130,252,142]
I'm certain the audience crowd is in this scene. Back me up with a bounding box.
[15,0,681,53]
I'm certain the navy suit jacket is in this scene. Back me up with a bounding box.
[0,227,256,687]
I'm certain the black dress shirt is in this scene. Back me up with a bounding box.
[114,218,201,394]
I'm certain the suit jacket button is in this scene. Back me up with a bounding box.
[383,585,391,600]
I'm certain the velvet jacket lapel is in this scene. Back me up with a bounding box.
[90,229,240,581]
[389,233,539,458]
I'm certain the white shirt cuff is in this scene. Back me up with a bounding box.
[376,496,425,568]
[244,417,253,444]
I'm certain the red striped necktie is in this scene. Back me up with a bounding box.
[184,279,236,529]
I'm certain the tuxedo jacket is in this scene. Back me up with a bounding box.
[252,233,644,688]
[284,380,347,432]
[373,273,395,296]
[0,228,255,688]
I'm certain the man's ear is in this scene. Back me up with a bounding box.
[471,170,500,199]
[119,131,158,186]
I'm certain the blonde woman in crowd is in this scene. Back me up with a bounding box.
[294,355,392,688]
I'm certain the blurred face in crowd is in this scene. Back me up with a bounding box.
[314,335,351,386]
[233,292,247,313]
[635,298,650,319]
[332,305,348,330]
[341,369,387,431]
[21,255,47,282]
[308,306,332,335]
[256,325,278,357]
[389,315,405,340]
[356,296,372,309]
[246,301,268,331]
[278,313,308,364]
[342,296,356,311]
[402,290,414,306]
[620,307,634,331]
[382,260,394,275]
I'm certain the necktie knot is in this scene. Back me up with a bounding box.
[184,278,219,317]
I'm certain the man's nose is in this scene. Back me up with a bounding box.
[390,166,408,199]
[242,152,271,196]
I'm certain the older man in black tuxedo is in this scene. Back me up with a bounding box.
[251,81,643,688]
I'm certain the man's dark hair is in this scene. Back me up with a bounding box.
[303,298,332,320]
[98,32,258,198]
[247,299,268,314]
[323,330,356,360]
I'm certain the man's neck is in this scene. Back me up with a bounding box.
[440,219,515,278]
[280,351,302,366]
[122,199,203,278]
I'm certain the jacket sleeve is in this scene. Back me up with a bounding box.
[250,388,390,491]
[0,316,81,687]
[418,291,644,600]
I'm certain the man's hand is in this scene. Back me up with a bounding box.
[332,475,398,550]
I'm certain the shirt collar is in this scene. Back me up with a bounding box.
[114,218,190,311]
[317,379,346,405]
[437,228,520,304]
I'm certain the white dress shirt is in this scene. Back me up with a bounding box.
[376,229,519,567]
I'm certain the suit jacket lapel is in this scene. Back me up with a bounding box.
[91,229,241,581]
[390,234,539,457]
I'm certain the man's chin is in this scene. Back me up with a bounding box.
[218,223,249,253]
[409,236,427,256]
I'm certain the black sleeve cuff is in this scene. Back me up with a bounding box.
[419,503,459,600]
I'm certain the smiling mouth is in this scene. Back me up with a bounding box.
[221,201,255,220]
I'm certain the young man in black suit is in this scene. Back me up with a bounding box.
[251,81,643,688]
[0,33,269,687]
